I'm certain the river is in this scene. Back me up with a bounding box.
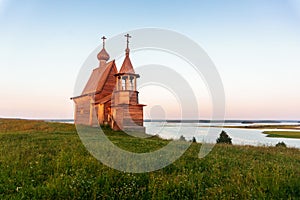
[144,122,300,148]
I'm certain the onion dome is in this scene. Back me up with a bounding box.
[97,48,110,61]
[97,36,110,61]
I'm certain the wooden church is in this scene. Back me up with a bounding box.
[71,34,145,132]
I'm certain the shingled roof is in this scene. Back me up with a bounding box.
[119,54,135,74]
[81,60,117,95]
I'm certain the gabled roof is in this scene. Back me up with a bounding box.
[119,55,135,74]
[81,60,117,95]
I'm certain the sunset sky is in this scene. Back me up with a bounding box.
[0,0,300,120]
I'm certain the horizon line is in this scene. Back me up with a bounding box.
[1,117,299,123]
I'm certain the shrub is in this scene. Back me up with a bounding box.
[179,135,186,141]
[216,130,232,144]
[275,141,287,148]
[192,137,197,143]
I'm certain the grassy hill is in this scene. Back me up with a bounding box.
[0,118,300,199]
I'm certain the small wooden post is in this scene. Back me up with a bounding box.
[89,102,93,126]
[134,76,137,91]
[126,76,130,90]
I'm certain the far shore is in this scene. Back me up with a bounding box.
[204,124,300,130]
[202,124,300,139]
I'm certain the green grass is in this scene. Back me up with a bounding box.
[0,118,300,199]
[263,131,300,139]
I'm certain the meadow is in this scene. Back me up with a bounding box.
[0,118,300,199]
[263,131,300,139]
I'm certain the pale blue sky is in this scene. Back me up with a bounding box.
[0,0,300,119]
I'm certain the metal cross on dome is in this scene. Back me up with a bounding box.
[101,36,107,48]
[124,33,131,49]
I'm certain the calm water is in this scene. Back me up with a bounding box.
[52,120,300,148]
[144,122,300,148]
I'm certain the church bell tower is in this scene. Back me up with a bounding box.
[111,34,145,132]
